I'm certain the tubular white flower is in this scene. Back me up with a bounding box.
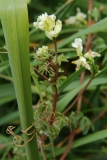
[33,22,38,28]
[65,16,76,24]
[65,8,86,25]
[76,8,87,22]
[45,31,54,40]
[54,20,62,36]
[72,38,83,56]
[45,20,62,40]
[72,56,90,71]
[33,12,56,31]
[33,13,62,40]
[84,50,101,58]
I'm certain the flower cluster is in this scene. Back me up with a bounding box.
[72,38,100,71]
[33,46,52,61]
[65,8,87,25]
[36,46,49,57]
[33,12,62,40]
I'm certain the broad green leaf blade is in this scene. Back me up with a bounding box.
[0,83,15,97]
[63,76,107,92]
[57,67,107,112]
[58,18,107,48]
[0,96,15,105]
[47,129,107,158]
[0,0,40,159]
[0,111,19,126]
[57,78,88,112]
[73,129,107,149]
[0,61,9,73]
[59,67,85,93]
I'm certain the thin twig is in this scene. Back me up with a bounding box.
[63,73,95,115]
[77,72,85,111]
[33,67,49,81]
[92,109,107,122]
[60,130,75,160]
[49,38,59,124]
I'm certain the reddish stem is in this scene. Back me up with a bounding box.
[33,67,49,81]
[60,130,75,160]
[85,0,93,52]
[50,85,58,124]
[49,38,59,125]
[77,72,85,111]
[49,64,58,124]
[63,73,94,115]
[77,0,93,111]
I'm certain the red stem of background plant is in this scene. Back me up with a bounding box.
[77,0,93,111]
[63,73,94,115]
[61,1,93,159]
[60,130,75,160]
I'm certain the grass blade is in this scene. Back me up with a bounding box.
[0,0,40,159]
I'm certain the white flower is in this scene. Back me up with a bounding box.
[45,31,55,40]
[33,13,62,40]
[72,38,83,55]
[54,20,62,36]
[84,50,101,58]
[65,8,86,25]
[65,16,76,24]
[36,46,48,57]
[76,8,87,22]
[45,20,62,40]
[72,56,90,71]
[33,12,56,31]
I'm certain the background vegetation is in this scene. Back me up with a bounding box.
[0,0,107,159]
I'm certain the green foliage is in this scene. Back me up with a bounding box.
[0,0,107,160]
[0,0,39,159]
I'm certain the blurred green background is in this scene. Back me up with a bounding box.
[0,0,107,159]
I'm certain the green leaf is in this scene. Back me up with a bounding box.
[62,76,107,92]
[57,67,107,112]
[0,111,19,126]
[92,7,99,22]
[31,71,43,102]
[0,0,40,159]
[79,117,91,135]
[57,77,88,112]
[0,61,9,73]
[47,129,107,158]
[55,0,77,20]
[59,67,85,93]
